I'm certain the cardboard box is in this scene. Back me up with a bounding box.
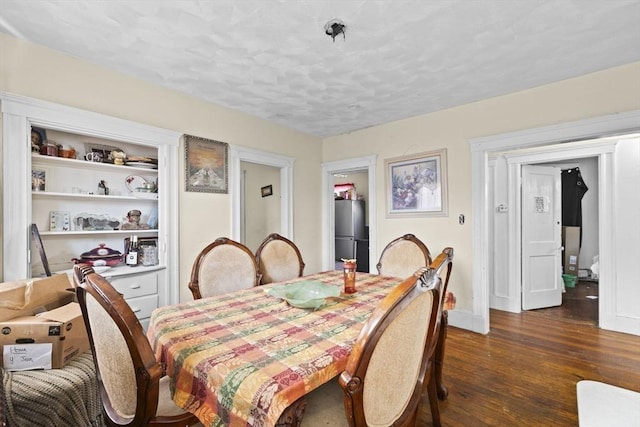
[562,226,581,277]
[0,275,89,370]
[0,274,75,321]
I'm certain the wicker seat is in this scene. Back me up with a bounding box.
[188,237,261,299]
[304,267,445,426]
[255,233,305,285]
[376,234,432,278]
[73,265,199,427]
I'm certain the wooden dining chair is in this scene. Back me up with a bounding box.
[304,266,445,426]
[428,247,454,400]
[376,234,432,278]
[254,233,305,285]
[188,237,261,299]
[72,265,199,427]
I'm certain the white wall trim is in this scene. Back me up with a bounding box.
[469,109,640,335]
[322,155,377,272]
[0,91,179,146]
[230,145,294,241]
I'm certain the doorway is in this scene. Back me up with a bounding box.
[230,145,294,244]
[322,155,377,272]
[529,157,599,323]
[470,109,640,335]
[494,142,611,319]
[241,161,281,252]
[333,171,369,271]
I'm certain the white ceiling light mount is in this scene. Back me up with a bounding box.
[324,19,346,42]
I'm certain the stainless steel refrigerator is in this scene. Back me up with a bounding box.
[335,199,367,264]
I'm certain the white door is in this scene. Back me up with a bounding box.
[522,165,562,310]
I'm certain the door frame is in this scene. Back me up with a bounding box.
[322,155,377,272]
[230,146,294,240]
[507,147,609,314]
[470,109,640,334]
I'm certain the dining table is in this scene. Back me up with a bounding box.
[147,270,454,427]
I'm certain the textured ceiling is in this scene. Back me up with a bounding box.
[1,1,639,138]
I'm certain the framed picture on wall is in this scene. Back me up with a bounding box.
[385,148,448,218]
[261,185,273,197]
[184,134,228,193]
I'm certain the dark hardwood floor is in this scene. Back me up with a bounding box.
[417,280,640,426]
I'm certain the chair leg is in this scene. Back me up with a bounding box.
[427,366,441,427]
[435,310,449,400]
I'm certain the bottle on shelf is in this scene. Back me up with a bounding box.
[126,235,139,266]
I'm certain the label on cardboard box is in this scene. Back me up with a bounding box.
[3,343,52,371]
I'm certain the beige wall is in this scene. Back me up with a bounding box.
[322,61,640,310]
[0,34,323,302]
[2,32,639,312]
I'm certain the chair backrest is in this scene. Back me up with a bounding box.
[424,247,453,359]
[188,237,261,299]
[73,265,165,426]
[376,234,432,278]
[254,233,305,284]
[339,267,443,426]
[430,247,453,302]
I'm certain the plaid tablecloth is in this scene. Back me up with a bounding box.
[147,271,402,427]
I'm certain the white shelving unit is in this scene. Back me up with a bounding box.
[1,92,182,323]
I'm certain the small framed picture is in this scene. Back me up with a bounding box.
[261,185,273,197]
[83,143,123,164]
[32,168,47,191]
[31,127,47,152]
[49,211,71,231]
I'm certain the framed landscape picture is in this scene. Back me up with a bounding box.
[184,134,228,193]
[385,148,448,218]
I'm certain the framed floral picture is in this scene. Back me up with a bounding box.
[184,134,228,193]
[385,149,448,218]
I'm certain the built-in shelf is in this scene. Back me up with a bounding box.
[40,229,159,237]
[32,152,158,174]
[2,91,181,311]
[54,264,165,278]
[32,191,158,201]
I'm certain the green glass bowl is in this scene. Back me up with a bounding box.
[267,281,341,309]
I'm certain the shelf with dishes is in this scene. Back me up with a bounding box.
[31,157,158,198]
[39,229,158,237]
[32,191,158,201]
[31,152,158,173]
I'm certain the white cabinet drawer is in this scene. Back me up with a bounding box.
[125,294,158,320]
[108,272,158,299]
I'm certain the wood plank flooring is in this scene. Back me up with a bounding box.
[417,281,640,426]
